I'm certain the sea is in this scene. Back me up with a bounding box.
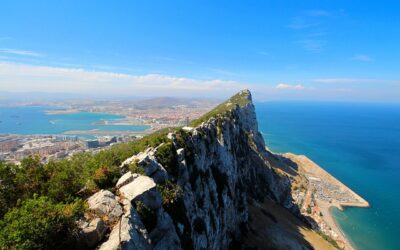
[256,102,400,250]
[0,106,149,138]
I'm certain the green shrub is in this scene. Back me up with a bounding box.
[158,181,183,206]
[0,195,84,250]
[0,162,18,217]
[175,129,189,148]
[155,142,179,179]
[93,165,120,190]
[0,127,181,247]
[135,201,157,232]
[128,159,145,175]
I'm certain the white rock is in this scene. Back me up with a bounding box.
[116,171,139,188]
[87,190,123,223]
[182,126,193,132]
[119,175,156,201]
[120,155,137,169]
[99,207,151,250]
[80,218,107,248]
[119,175,162,209]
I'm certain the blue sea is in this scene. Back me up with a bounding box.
[0,106,149,137]
[256,102,400,250]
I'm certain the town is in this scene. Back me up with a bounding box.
[0,97,218,164]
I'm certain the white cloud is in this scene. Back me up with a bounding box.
[257,50,269,56]
[287,17,320,30]
[0,48,43,57]
[295,39,324,52]
[312,78,400,85]
[350,54,374,62]
[313,78,362,84]
[304,10,332,17]
[312,78,389,84]
[0,62,246,97]
[275,84,305,89]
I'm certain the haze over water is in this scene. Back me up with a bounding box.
[256,102,400,250]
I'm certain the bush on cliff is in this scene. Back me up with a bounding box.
[93,165,120,190]
[0,195,84,250]
[155,142,179,179]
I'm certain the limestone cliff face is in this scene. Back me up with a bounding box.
[168,90,292,249]
[87,90,295,250]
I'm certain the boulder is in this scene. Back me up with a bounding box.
[87,190,123,223]
[135,150,164,177]
[119,175,162,210]
[79,218,107,248]
[99,207,151,250]
[121,148,169,184]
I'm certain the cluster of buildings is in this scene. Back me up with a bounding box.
[290,174,355,248]
[307,175,357,204]
[0,134,139,164]
[0,135,81,163]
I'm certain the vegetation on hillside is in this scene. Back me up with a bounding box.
[190,90,250,127]
[0,195,84,249]
[0,128,175,249]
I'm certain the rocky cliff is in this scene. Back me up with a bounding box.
[81,90,299,250]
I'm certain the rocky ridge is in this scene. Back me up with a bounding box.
[81,90,303,249]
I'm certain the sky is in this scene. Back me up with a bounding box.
[0,0,399,101]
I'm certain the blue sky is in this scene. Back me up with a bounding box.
[0,0,399,101]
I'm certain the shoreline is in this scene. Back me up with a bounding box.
[328,206,357,250]
[45,109,81,115]
[63,127,154,136]
[46,108,157,128]
[271,151,369,250]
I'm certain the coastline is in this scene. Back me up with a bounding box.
[63,127,154,136]
[46,108,157,129]
[268,150,369,250]
[45,109,81,115]
[328,206,356,249]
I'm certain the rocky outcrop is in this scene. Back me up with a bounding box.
[121,148,169,184]
[87,190,123,223]
[99,206,151,250]
[87,90,295,250]
[78,218,107,248]
[119,175,162,209]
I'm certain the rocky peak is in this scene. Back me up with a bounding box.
[82,90,294,249]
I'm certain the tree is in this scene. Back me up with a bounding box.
[0,162,17,217]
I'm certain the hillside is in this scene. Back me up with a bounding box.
[0,90,339,249]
